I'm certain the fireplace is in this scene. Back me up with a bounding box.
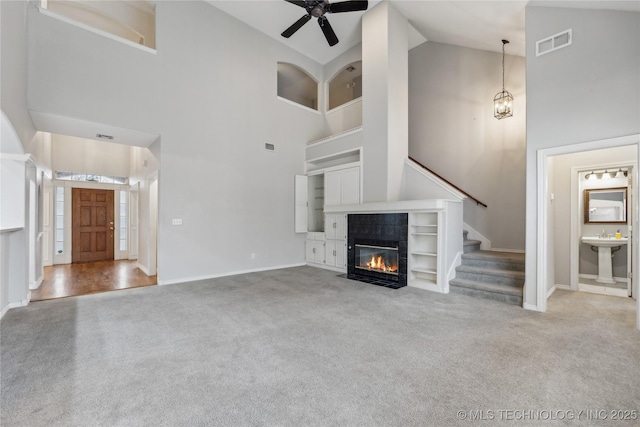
[347,213,407,289]
[355,243,399,275]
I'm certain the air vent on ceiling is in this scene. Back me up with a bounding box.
[96,133,114,140]
[536,29,572,57]
[265,143,275,151]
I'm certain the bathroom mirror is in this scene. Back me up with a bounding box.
[584,187,627,224]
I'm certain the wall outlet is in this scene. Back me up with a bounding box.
[251,253,256,260]
[172,218,183,226]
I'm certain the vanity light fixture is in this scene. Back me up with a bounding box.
[616,168,628,178]
[585,168,628,180]
[494,39,513,120]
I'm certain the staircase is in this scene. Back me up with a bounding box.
[450,232,525,305]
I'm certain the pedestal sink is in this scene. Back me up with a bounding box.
[581,236,628,284]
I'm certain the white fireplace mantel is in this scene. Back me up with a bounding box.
[324,199,460,214]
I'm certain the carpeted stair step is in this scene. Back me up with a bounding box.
[460,250,525,272]
[449,278,523,305]
[454,265,524,287]
[463,239,481,253]
[449,250,525,306]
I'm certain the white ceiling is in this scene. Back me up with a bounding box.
[207,0,640,64]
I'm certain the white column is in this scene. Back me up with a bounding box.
[362,2,408,203]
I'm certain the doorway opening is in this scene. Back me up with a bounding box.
[32,133,160,301]
[537,134,639,329]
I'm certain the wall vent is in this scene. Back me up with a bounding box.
[96,133,114,140]
[264,143,275,151]
[536,29,572,57]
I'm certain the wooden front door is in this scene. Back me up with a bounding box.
[72,188,114,263]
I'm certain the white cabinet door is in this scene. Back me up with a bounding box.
[341,167,360,205]
[325,167,360,206]
[335,241,346,268]
[324,170,342,206]
[335,213,346,240]
[325,213,344,240]
[306,240,325,264]
[294,175,308,233]
[325,240,336,267]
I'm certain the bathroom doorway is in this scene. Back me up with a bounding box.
[537,134,639,329]
[572,161,634,297]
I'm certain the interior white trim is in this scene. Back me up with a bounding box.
[158,263,306,286]
[546,284,557,298]
[307,127,362,147]
[276,96,321,115]
[578,282,628,298]
[0,298,30,321]
[462,222,491,250]
[325,97,362,116]
[37,7,157,55]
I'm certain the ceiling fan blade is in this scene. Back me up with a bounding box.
[327,1,368,13]
[318,17,338,46]
[281,14,312,38]
[284,0,307,8]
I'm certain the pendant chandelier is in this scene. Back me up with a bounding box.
[494,39,513,120]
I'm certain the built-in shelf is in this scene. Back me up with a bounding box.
[412,251,437,257]
[307,126,362,147]
[411,267,437,275]
[409,211,440,288]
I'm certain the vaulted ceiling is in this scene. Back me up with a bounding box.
[208,0,640,65]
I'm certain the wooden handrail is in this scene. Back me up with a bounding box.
[408,156,488,208]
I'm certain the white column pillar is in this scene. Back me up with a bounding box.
[361,2,408,203]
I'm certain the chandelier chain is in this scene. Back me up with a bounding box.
[502,41,505,91]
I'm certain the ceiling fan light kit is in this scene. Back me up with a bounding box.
[281,0,369,47]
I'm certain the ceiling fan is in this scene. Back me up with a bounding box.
[281,1,369,47]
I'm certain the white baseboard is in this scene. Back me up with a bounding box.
[0,298,30,321]
[555,284,572,291]
[523,302,544,312]
[578,283,628,298]
[29,276,43,290]
[158,263,307,286]
[546,285,557,298]
[463,222,491,250]
[138,262,151,276]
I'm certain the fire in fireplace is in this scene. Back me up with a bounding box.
[347,213,408,289]
[355,244,398,275]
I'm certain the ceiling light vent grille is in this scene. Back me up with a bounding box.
[536,29,572,57]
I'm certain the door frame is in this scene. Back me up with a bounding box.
[536,133,639,330]
[71,188,115,263]
[51,180,131,265]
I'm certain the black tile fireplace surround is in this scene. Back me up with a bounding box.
[347,213,408,289]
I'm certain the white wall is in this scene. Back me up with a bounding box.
[48,0,155,48]
[52,134,132,177]
[28,1,324,284]
[408,41,526,251]
[525,6,640,309]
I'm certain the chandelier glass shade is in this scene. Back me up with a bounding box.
[494,39,513,120]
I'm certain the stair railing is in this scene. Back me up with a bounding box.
[408,156,488,208]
